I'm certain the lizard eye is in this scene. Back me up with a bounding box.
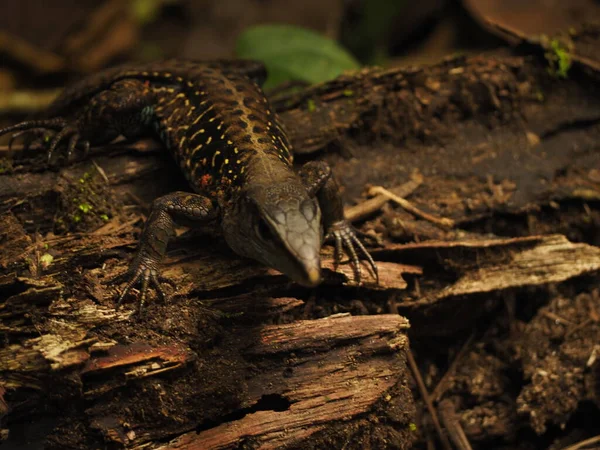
[256,218,273,241]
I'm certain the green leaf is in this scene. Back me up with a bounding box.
[235,24,360,89]
[130,0,163,25]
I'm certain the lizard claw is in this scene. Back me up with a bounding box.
[0,118,90,163]
[8,128,51,152]
[326,220,379,284]
[108,258,169,315]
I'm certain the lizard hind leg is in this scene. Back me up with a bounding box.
[1,78,155,164]
[0,116,92,164]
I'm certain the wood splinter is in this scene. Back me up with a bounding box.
[368,185,455,229]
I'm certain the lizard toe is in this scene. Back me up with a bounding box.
[113,264,169,314]
[327,220,379,284]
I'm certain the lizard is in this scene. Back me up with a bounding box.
[0,59,378,313]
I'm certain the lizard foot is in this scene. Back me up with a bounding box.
[107,257,170,315]
[326,220,379,284]
[0,118,90,163]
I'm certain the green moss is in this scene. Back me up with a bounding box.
[218,310,245,320]
[0,158,13,174]
[342,89,354,97]
[79,171,93,184]
[409,423,417,432]
[535,90,545,102]
[40,253,54,269]
[545,38,572,79]
[57,166,114,231]
[78,202,93,214]
[307,98,316,113]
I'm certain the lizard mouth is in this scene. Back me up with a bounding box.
[293,266,321,287]
[279,238,322,287]
[265,239,321,287]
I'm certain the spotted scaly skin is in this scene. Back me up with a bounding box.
[0,60,378,313]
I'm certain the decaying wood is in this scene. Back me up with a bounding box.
[2,26,600,449]
[151,314,412,450]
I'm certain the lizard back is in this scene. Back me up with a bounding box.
[44,59,266,117]
[44,60,292,198]
[148,66,293,197]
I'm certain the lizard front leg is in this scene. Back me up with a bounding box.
[114,191,218,313]
[0,79,157,162]
[299,161,378,283]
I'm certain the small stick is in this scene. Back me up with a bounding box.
[438,399,473,450]
[540,310,576,327]
[565,318,592,338]
[345,174,423,222]
[368,185,455,229]
[406,348,453,450]
[91,159,110,184]
[345,195,391,223]
[561,435,600,450]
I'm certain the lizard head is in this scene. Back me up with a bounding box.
[222,183,323,286]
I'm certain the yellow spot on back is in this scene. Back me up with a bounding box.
[227,140,233,145]
[179,136,186,148]
[234,147,238,153]
[176,77,183,83]
[192,105,214,124]
[191,129,205,140]
[212,151,221,167]
[224,159,229,164]
[207,136,213,144]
